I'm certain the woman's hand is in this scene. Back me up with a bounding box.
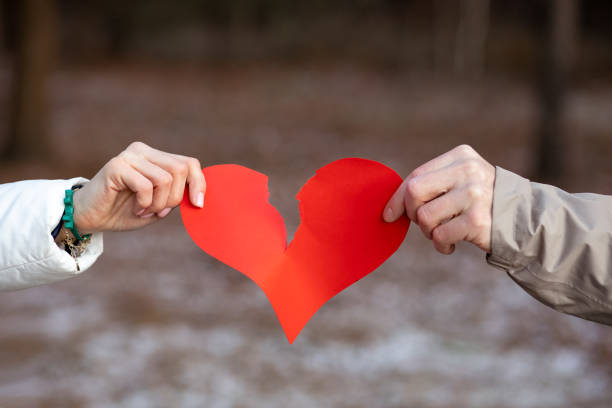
[383,145,495,254]
[73,142,206,234]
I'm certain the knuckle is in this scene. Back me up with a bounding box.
[168,193,183,208]
[167,160,187,177]
[432,227,446,245]
[139,180,153,194]
[171,185,187,202]
[468,210,488,229]
[416,206,432,230]
[117,149,135,162]
[137,194,153,208]
[404,197,417,221]
[188,157,202,171]
[175,161,189,177]
[127,141,147,152]
[466,184,485,200]
[139,198,152,208]
[159,172,173,187]
[404,177,421,199]
[106,157,124,173]
[462,159,482,177]
[456,144,475,156]
[408,168,424,178]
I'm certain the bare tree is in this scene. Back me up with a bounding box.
[0,2,3,51]
[0,1,18,53]
[3,0,58,159]
[536,0,580,181]
[432,0,490,77]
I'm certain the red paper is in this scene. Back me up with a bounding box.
[180,158,409,343]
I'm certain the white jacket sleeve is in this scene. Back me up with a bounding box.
[0,178,103,290]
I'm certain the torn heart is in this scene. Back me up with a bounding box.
[180,158,409,343]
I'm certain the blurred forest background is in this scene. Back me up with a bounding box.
[1,1,612,407]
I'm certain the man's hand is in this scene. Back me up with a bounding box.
[73,142,206,234]
[383,145,495,254]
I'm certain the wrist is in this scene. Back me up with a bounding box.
[72,187,95,235]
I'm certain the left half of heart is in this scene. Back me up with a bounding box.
[180,158,410,343]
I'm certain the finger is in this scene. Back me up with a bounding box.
[384,183,408,223]
[126,142,205,208]
[142,152,189,208]
[384,170,453,224]
[383,145,477,222]
[410,144,477,178]
[130,158,173,214]
[383,145,478,223]
[415,187,467,239]
[431,215,470,254]
[117,165,154,214]
[434,241,456,255]
[402,165,461,222]
[180,155,206,208]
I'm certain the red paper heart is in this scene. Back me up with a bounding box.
[180,158,409,343]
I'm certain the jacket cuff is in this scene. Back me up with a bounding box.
[485,167,612,325]
[0,178,103,290]
[486,166,532,272]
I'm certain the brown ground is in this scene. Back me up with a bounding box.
[1,61,612,407]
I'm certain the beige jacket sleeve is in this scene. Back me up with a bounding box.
[486,167,612,325]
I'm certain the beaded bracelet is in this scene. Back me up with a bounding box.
[62,189,91,242]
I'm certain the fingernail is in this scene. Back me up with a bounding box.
[140,212,154,219]
[157,207,172,218]
[196,192,204,208]
[383,207,393,222]
[136,208,145,216]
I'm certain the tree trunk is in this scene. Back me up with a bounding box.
[535,0,579,182]
[3,0,58,160]
[0,2,3,51]
[432,0,490,77]
[0,1,19,53]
